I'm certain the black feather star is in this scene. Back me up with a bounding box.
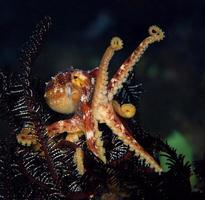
[0,17,204,200]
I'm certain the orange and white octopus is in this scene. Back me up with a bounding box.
[17,25,165,175]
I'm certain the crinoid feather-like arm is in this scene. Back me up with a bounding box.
[108,25,165,101]
[19,16,52,78]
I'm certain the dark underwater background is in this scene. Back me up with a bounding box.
[0,0,204,188]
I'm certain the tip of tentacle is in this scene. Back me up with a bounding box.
[110,37,123,50]
[148,25,165,41]
[73,148,86,175]
[148,159,163,173]
[136,151,163,174]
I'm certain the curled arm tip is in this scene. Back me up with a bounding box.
[110,37,123,50]
[148,25,165,41]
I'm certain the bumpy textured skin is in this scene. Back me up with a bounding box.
[18,25,164,174]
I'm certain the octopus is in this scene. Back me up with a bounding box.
[17,25,165,175]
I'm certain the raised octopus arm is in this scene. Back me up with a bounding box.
[91,28,163,172]
[107,25,164,101]
[89,37,123,163]
[91,37,123,109]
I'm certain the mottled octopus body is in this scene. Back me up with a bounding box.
[18,25,164,175]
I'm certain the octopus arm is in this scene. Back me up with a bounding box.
[99,103,162,173]
[73,147,86,175]
[46,115,87,175]
[107,25,165,101]
[81,102,106,163]
[16,126,37,146]
[90,37,123,163]
[92,37,123,110]
[46,115,84,137]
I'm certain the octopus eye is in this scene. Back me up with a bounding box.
[71,72,89,88]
